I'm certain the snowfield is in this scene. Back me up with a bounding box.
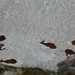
[0,0,75,71]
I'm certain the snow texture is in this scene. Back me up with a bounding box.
[0,0,75,71]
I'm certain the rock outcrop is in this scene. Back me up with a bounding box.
[57,55,75,75]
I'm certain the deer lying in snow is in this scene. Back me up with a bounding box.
[65,49,75,56]
[0,35,6,41]
[0,59,17,64]
[40,40,57,49]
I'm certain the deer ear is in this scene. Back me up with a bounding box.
[40,40,45,43]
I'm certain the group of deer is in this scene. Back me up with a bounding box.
[40,40,75,56]
[0,35,17,64]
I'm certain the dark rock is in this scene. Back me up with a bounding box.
[57,56,75,75]
[0,44,5,50]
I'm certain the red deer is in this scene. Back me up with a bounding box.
[0,35,6,41]
[0,59,17,64]
[71,40,75,45]
[40,40,57,49]
[65,49,75,56]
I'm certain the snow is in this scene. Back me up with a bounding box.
[0,0,75,71]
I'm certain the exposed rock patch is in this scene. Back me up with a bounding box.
[57,55,75,75]
[0,64,55,75]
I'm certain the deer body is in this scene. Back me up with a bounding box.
[0,59,17,64]
[40,40,56,49]
[0,35,6,41]
[65,49,75,56]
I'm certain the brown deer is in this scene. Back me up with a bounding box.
[0,35,6,41]
[0,59,17,64]
[71,40,75,45]
[40,40,57,49]
[65,49,75,56]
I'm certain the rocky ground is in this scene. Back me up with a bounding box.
[0,64,55,75]
[0,55,75,75]
[57,55,75,75]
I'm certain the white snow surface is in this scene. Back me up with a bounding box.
[0,0,75,71]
